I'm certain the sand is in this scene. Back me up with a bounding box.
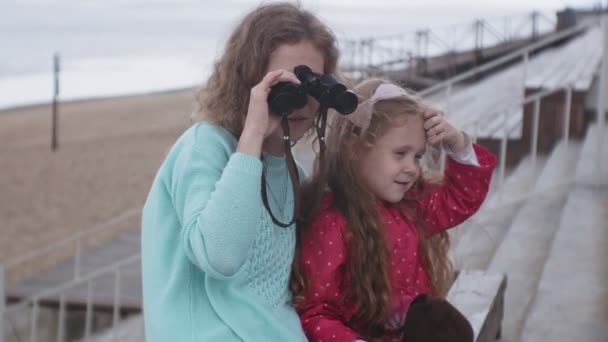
[0,90,195,282]
[0,88,323,284]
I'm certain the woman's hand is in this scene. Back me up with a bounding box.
[423,109,466,153]
[237,70,300,157]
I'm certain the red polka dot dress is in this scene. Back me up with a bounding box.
[297,144,497,342]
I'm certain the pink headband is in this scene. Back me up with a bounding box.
[347,83,410,131]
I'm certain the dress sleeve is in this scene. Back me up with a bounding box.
[297,211,362,342]
[417,144,497,234]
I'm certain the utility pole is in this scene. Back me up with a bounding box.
[51,53,60,151]
[0,266,5,342]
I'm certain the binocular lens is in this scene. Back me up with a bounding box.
[333,90,358,115]
[267,83,307,116]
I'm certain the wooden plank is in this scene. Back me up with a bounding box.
[447,270,507,342]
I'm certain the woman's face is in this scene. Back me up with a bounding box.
[264,40,325,152]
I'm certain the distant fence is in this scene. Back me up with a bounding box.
[341,11,556,78]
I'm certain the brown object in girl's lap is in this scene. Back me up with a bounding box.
[401,294,474,342]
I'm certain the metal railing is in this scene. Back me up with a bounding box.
[597,15,608,184]
[460,84,577,190]
[1,207,141,342]
[342,11,556,76]
[3,254,140,342]
[455,16,606,192]
[419,19,595,98]
[3,208,140,284]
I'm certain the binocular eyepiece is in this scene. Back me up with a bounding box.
[267,65,358,116]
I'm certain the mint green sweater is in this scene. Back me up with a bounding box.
[141,123,307,341]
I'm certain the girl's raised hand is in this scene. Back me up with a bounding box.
[423,109,466,153]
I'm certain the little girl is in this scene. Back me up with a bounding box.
[291,79,497,341]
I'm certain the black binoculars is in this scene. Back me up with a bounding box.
[267,65,358,116]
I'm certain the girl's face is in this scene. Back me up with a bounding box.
[357,115,427,203]
[264,40,325,150]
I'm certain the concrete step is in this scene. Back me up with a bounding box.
[573,124,608,186]
[85,314,145,342]
[520,125,608,342]
[485,155,547,208]
[449,200,521,270]
[485,140,581,341]
[450,155,547,270]
[519,186,608,342]
[534,141,583,192]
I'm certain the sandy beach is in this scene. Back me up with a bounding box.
[0,90,195,281]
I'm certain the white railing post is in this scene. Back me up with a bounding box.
[597,16,608,184]
[0,266,5,342]
[30,299,39,342]
[445,82,453,115]
[112,268,122,329]
[531,98,541,170]
[563,85,573,143]
[57,295,66,342]
[498,111,508,190]
[472,122,479,143]
[439,84,453,173]
[74,239,82,280]
[84,280,94,339]
[522,51,529,98]
[367,38,374,69]
[598,17,608,130]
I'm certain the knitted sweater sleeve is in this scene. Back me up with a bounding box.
[169,124,263,279]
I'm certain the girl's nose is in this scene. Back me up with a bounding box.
[401,159,417,174]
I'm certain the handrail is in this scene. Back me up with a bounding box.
[419,20,595,97]
[456,85,571,131]
[6,254,140,314]
[5,207,140,269]
[433,69,582,190]
[341,10,557,73]
[5,253,140,342]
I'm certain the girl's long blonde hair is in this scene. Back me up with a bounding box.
[194,2,339,137]
[291,79,453,340]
